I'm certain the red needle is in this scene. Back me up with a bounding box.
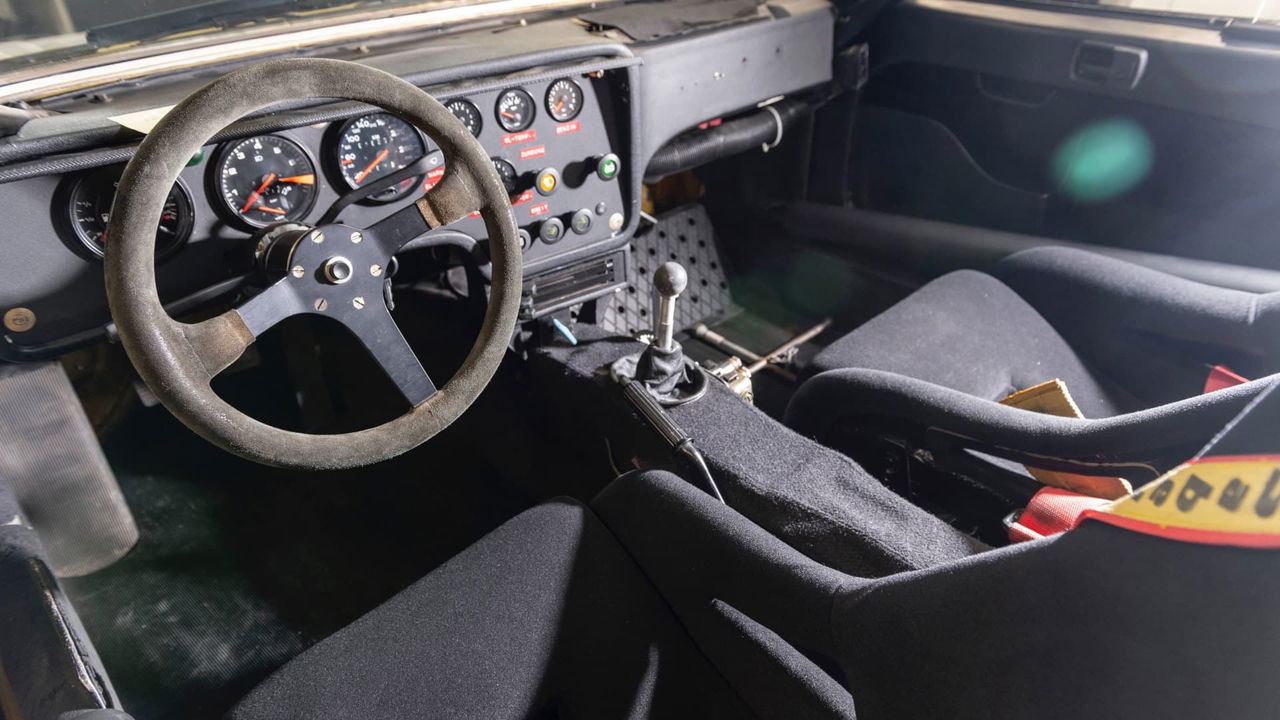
[354,149,390,184]
[501,111,517,120]
[240,172,277,213]
[255,205,287,216]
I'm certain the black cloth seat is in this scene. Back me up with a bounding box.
[230,463,1280,720]
[787,247,1280,485]
[228,496,756,720]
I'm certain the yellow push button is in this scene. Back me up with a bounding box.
[536,167,560,196]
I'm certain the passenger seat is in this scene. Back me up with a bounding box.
[786,247,1280,488]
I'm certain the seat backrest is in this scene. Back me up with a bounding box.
[834,518,1280,719]
[787,366,1276,479]
[834,378,1280,719]
[994,246,1280,401]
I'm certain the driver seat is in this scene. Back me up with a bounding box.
[229,388,1280,719]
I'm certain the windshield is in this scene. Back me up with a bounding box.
[0,0,468,74]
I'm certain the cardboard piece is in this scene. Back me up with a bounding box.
[1000,379,1132,500]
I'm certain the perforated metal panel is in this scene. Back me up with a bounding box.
[599,204,735,336]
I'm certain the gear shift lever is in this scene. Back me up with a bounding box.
[653,262,686,353]
[610,261,707,405]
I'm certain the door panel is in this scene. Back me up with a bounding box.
[839,0,1280,270]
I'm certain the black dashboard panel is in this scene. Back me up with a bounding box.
[0,59,637,360]
[0,0,836,361]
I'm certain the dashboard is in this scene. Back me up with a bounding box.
[58,75,627,261]
[0,0,835,362]
[0,61,636,359]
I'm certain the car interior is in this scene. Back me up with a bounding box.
[2,0,1280,718]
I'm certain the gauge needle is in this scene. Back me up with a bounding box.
[354,149,390,184]
[279,174,315,185]
[501,111,517,120]
[240,172,277,213]
[255,205,287,216]
[554,99,565,114]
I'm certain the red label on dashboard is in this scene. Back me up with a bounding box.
[422,166,446,191]
[555,121,581,136]
[529,202,550,217]
[502,129,537,146]
[519,145,546,161]
[512,189,535,205]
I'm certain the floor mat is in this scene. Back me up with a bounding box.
[64,388,534,720]
[599,204,737,336]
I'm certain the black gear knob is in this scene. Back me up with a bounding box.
[654,261,688,299]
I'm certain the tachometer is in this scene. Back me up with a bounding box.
[445,99,482,137]
[64,165,192,259]
[545,79,583,123]
[495,88,535,133]
[332,113,426,203]
[214,135,317,229]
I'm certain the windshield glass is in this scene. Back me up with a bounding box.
[0,0,467,74]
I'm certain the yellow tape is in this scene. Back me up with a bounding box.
[1082,456,1280,547]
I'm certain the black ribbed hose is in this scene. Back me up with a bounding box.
[644,98,810,182]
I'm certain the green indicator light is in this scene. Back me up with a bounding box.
[186,148,205,167]
[597,154,620,181]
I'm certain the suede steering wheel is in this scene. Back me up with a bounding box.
[105,59,522,470]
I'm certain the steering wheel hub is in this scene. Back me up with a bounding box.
[321,256,355,285]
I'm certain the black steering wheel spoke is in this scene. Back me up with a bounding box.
[236,278,309,337]
[368,166,485,258]
[347,304,437,407]
[369,201,437,257]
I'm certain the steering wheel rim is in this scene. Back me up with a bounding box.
[105,58,523,470]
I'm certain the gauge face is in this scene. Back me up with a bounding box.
[334,113,426,203]
[545,78,583,123]
[492,158,518,194]
[445,99,482,137]
[66,166,192,258]
[495,88,535,133]
[215,135,317,228]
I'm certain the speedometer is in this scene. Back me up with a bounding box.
[332,113,426,203]
[214,134,317,229]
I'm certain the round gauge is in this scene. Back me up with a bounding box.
[65,165,192,259]
[545,78,583,123]
[215,134,317,229]
[495,88,535,133]
[445,98,482,137]
[492,158,518,194]
[333,113,426,203]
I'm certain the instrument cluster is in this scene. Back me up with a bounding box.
[54,74,622,267]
